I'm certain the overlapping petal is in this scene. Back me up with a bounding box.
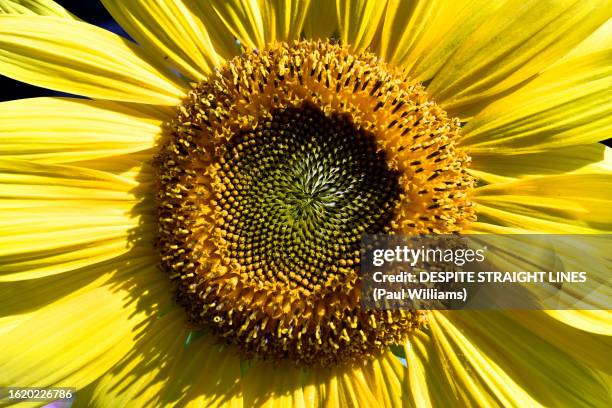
[462,50,612,154]
[474,172,612,231]
[468,144,607,183]
[444,311,612,407]
[511,310,612,373]
[240,355,404,407]
[0,15,186,104]
[0,0,75,17]
[206,0,266,50]
[396,0,610,115]
[101,0,222,81]
[0,97,165,164]
[303,0,337,40]
[0,160,153,281]
[337,0,387,52]
[260,0,312,44]
[0,258,169,393]
[405,312,541,407]
[91,309,243,407]
[373,0,440,66]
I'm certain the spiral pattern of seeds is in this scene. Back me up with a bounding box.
[216,105,400,294]
[156,40,475,366]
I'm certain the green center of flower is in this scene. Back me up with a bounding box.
[214,104,400,293]
[156,40,475,366]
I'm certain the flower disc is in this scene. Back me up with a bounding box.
[157,40,475,365]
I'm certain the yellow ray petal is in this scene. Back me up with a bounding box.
[402,329,461,407]
[462,50,612,153]
[373,0,439,66]
[511,311,612,373]
[362,352,407,408]
[176,1,240,60]
[575,144,612,174]
[389,0,476,79]
[460,226,610,311]
[337,0,388,52]
[207,0,265,50]
[92,309,243,407]
[0,15,186,105]
[0,0,75,18]
[474,173,612,231]
[403,333,434,408]
[469,144,607,183]
[0,250,155,318]
[0,97,165,164]
[546,310,612,336]
[0,160,152,281]
[241,360,310,407]
[240,353,401,407]
[445,311,612,406]
[555,18,612,64]
[260,0,312,43]
[195,0,315,54]
[476,204,604,234]
[303,0,337,40]
[410,0,610,115]
[0,262,168,393]
[338,367,379,407]
[101,0,222,81]
[427,312,544,407]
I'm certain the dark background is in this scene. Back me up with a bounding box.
[1,1,126,101]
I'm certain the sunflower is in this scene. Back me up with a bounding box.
[0,0,611,406]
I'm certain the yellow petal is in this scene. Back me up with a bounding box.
[428,311,540,407]
[303,0,337,40]
[362,353,407,408]
[92,309,243,407]
[203,0,315,52]
[474,173,612,231]
[413,0,610,115]
[260,0,312,43]
[0,251,155,318]
[0,0,75,18]
[373,0,439,66]
[512,310,612,373]
[403,329,460,407]
[389,0,477,78]
[412,312,541,407]
[459,229,610,310]
[462,50,612,153]
[0,260,168,392]
[445,311,612,406]
[0,160,151,281]
[475,205,605,234]
[403,333,434,408]
[101,0,222,81]
[555,18,612,64]
[574,144,612,174]
[207,0,265,50]
[240,353,401,407]
[337,0,388,52]
[0,15,186,104]
[469,144,607,183]
[178,1,241,60]
[0,97,164,164]
[241,360,310,407]
[545,310,612,336]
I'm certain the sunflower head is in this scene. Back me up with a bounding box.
[156,40,475,365]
